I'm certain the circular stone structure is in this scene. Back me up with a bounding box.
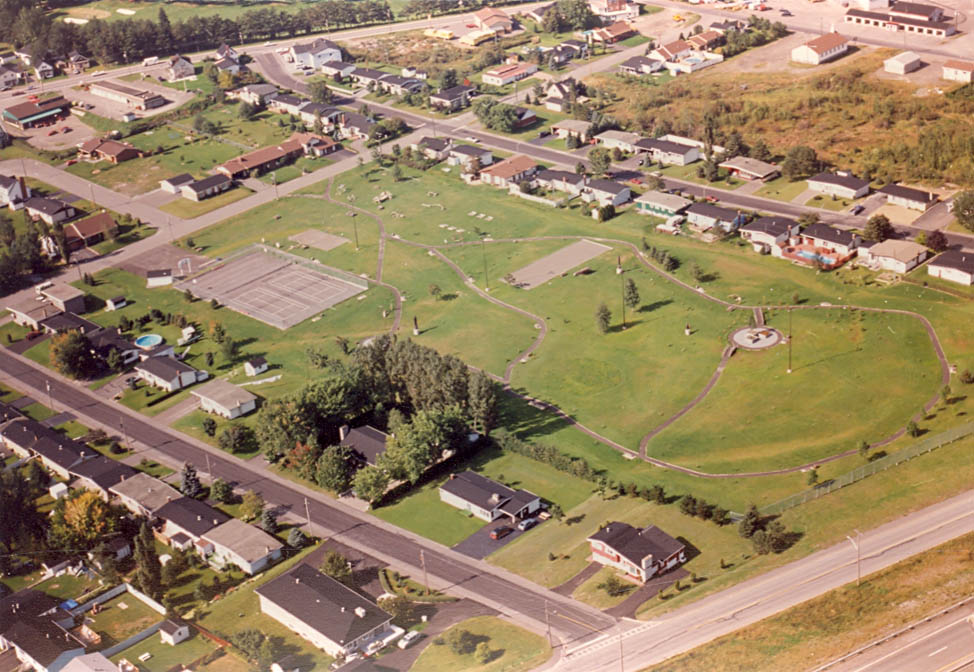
[134,333,164,350]
[730,326,783,350]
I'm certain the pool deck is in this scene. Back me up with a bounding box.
[781,244,855,271]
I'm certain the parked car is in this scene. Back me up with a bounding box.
[490,526,513,540]
[851,204,865,215]
[780,8,793,15]
[538,129,550,138]
[517,517,538,532]
[398,631,422,649]
[705,195,718,202]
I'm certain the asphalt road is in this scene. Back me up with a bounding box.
[0,347,614,647]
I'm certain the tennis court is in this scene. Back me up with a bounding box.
[177,246,367,329]
[509,239,613,290]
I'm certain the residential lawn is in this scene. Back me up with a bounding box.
[806,193,856,211]
[0,138,62,165]
[373,481,485,547]
[0,321,30,343]
[753,177,807,202]
[90,220,158,255]
[134,458,175,479]
[543,136,571,152]
[195,649,254,672]
[572,566,637,609]
[659,163,743,190]
[159,187,253,219]
[66,128,241,196]
[490,493,750,591]
[259,156,329,185]
[409,615,551,672]
[77,267,392,402]
[0,383,22,403]
[20,401,55,422]
[157,65,219,97]
[650,531,974,672]
[116,382,186,415]
[108,630,218,671]
[619,34,652,47]
[34,573,101,601]
[55,420,90,439]
[196,545,334,668]
[170,410,261,459]
[475,102,567,138]
[200,106,296,150]
[87,592,163,650]
[471,445,593,512]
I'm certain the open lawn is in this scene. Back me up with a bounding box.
[259,156,330,185]
[753,177,807,202]
[650,531,974,672]
[91,220,157,255]
[109,630,218,671]
[200,106,296,150]
[572,566,637,609]
[373,481,485,547]
[134,458,175,479]
[88,593,163,649]
[659,163,744,190]
[806,193,857,211]
[170,410,261,458]
[409,615,551,672]
[34,572,101,601]
[159,187,253,218]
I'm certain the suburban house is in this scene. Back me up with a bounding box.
[583,179,631,207]
[5,296,61,330]
[267,93,308,116]
[290,38,342,69]
[884,50,922,74]
[63,212,117,251]
[180,174,234,202]
[319,61,356,79]
[1,96,70,129]
[1,417,91,479]
[687,29,723,50]
[587,521,686,582]
[0,65,21,89]
[799,222,861,258]
[339,424,390,467]
[87,326,139,365]
[619,55,663,76]
[879,183,936,210]
[473,7,513,32]
[844,6,955,37]
[216,44,239,63]
[166,55,194,80]
[34,61,54,80]
[860,239,928,273]
[591,21,636,44]
[38,312,100,336]
[790,32,850,65]
[739,216,801,254]
[69,456,137,501]
[447,144,493,170]
[216,139,304,179]
[40,284,86,314]
[438,471,541,522]
[412,136,453,161]
[479,155,538,188]
[0,175,30,210]
[190,378,257,419]
[156,496,231,549]
[62,653,118,672]
[77,138,142,164]
[244,357,268,377]
[686,202,742,232]
[337,112,376,140]
[256,564,393,658]
[589,0,639,23]
[526,2,555,22]
[214,57,240,76]
[943,59,974,83]
[710,19,748,34]
[634,191,692,218]
[228,83,279,106]
[651,39,692,62]
[158,619,191,647]
[160,174,195,194]
[512,106,537,129]
[0,589,85,672]
[636,137,700,166]
[349,67,388,88]
[551,119,591,142]
[61,51,90,75]
[430,85,476,111]
[25,197,76,225]
[134,356,203,392]
[109,472,180,517]
[595,129,641,153]
[533,169,588,196]
[807,172,871,199]
[200,518,283,575]
[89,81,165,110]
[377,75,424,96]
[718,156,780,181]
[482,62,537,86]
[927,250,974,286]
[296,104,342,129]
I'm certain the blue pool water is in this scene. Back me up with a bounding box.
[797,250,835,266]
[134,334,163,349]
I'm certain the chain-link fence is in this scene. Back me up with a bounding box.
[760,421,974,516]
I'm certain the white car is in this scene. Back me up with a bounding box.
[398,631,422,649]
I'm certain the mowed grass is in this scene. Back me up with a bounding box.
[647,309,938,472]
[159,187,253,219]
[200,107,296,150]
[378,240,539,377]
[409,616,551,672]
[109,630,217,672]
[66,128,241,195]
[649,532,974,672]
[572,566,636,609]
[753,177,807,202]
[373,481,486,547]
[88,593,163,648]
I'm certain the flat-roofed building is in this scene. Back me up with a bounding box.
[89,80,166,110]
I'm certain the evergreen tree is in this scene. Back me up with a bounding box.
[134,521,162,600]
[623,278,640,311]
[180,462,203,498]
[259,508,278,533]
[738,504,761,538]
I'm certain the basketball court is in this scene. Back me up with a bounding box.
[118,244,210,278]
[290,229,349,252]
[176,246,367,329]
[509,239,613,290]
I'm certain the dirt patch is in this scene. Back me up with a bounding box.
[509,239,612,289]
[117,243,211,278]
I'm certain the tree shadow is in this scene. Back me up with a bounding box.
[867,450,887,461]
[438,293,459,301]
[564,514,586,526]
[677,536,702,563]
[639,299,673,313]
[609,320,642,333]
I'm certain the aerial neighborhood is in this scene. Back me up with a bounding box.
[0,0,973,670]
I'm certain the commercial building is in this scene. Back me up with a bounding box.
[89,80,166,110]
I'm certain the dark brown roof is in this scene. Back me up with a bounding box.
[587,521,684,567]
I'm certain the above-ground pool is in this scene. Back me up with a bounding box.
[796,250,835,266]
[134,334,164,349]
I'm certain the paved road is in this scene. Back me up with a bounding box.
[827,606,974,672]
[554,488,974,671]
[0,346,613,647]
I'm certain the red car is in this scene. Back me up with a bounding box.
[490,526,513,540]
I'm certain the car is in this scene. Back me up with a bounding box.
[490,526,513,540]
[466,136,480,143]
[705,195,718,202]
[47,129,57,136]
[780,8,792,15]
[637,158,644,166]
[630,177,642,185]
[851,204,865,215]
[62,127,71,133]
[538,129,550,138]
[517,517,538,531]
[398,631,422,649]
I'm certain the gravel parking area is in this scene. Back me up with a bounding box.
[68,76,195,122]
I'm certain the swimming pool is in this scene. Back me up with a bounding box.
[134,334,163,349]
[797,250,835,266]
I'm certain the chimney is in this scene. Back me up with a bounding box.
[339,425,350,442]
[295,577,300,584]
[449,473,456,480]
[341,606,345,613]
[197,515,202,521]
[355,607,366,618]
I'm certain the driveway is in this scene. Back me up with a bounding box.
[452,519,545,559]
[604,567,689,619]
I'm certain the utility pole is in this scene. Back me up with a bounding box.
[620,271,626,329]
[204,451,212,479]
[847,530,862,587]
[305,497,312,533]
[787,308,793,374]
[45,379,54,412]
[353,216,359,250]
[618,621,625,672]
[119,416,130,450]
[544,599,552,647]
[420,550,430,595]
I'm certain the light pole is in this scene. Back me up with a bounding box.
[618,621,625,672]
[846,529,862,587]
[787,308,793,374]
[481,238,489,291]
[45,380,54,412]
[620,270,626,329]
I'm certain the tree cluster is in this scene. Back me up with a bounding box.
[677,494,729,527]
[230,628,279,668]
[472,98,521,133]
[720,17,788,58]
[0,213,47,294]
[643,243,681,272]
[737,504,796,554]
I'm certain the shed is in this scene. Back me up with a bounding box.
[146,269,173,288]
[244,357,268,377]
[159,618,190,646]
[49,482,69,499]
[884,51,922,75]
[105,296,126,311]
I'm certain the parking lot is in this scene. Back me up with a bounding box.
[68,75,196,122]
[11,117,97,150]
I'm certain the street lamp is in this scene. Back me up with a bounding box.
[846,529,862,587]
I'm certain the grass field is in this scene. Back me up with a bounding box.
[572,566,636,609]
[88,593,163,649]
[259,156,329,185]
[374,481,485,547]
[753,177,807,202]
[650,531,974,672]
[159,187,253,219]
[53,0,309,25]
[408,616,551,672]
[660,163,744,190]
[34,572,101,601]
[806,193,856,211]
[109,630,218,671]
